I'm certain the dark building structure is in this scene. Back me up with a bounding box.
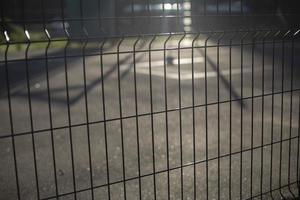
[1,0,300,37]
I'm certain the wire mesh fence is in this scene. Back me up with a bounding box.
[1,0,300,200]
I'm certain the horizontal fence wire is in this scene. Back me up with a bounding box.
[1,0,300,200]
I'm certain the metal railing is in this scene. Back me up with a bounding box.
[1,0,300,200]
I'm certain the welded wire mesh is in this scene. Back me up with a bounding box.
[1,0,300,200]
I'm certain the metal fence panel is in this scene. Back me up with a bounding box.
[1,0,300,200]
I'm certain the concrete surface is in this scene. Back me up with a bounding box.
[0,34,300,200]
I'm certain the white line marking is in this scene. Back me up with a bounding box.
[128,57,204,68]
[121,57,271,80]
[134,67,258,80]
[173,57,204,65]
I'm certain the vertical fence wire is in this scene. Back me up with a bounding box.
[133,35,142,200]
[41,0,60,196]
[99,39,111,200]
[279,31,287,198]
[116,37,127,200]
[269,30,279,200]
[228,31,234,200]
[164,33,172,200]
[178,33,186,200]
[288,30,296,198]
[1,2,21,199]
[149,35,157,200]
[239,31,247,200]
[191,33,200,200]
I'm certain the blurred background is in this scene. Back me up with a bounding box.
[1,0,300,39]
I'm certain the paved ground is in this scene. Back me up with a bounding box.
[0,34,300,200]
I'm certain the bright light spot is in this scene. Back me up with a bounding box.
[284,30,291,37]
[45,29,51,39]
[164,3,172,10]
[183,18,192,25]
[294,29,300,36]
[25,30,30,40]
[4,31,10,42]
[183,2,191,10]
[180,39,192,46]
